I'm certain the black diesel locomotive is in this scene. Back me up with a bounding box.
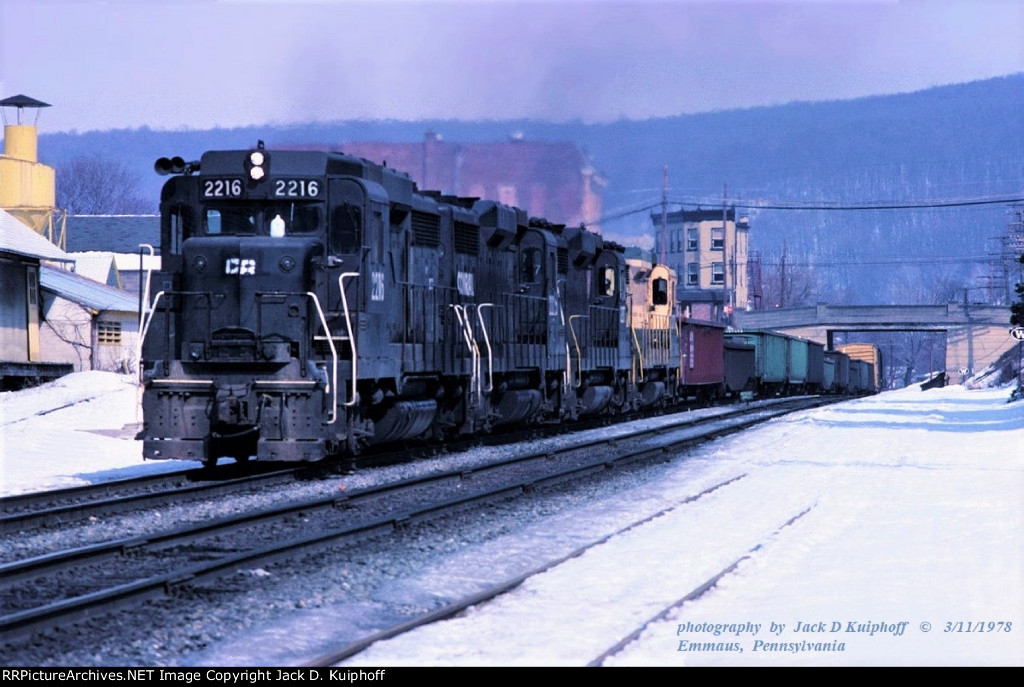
[138,143,872,466]
[139,143,684,465]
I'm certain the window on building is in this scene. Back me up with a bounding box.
[97,320,122,345]
[687,228,698,251]
[687,263,699,286]
[711,262,725,285]
[27,269,37,307]
[712,227,724,251]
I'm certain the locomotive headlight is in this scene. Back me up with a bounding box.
[192,255,207,273]
[248,148,268,180]
[246,145,268,181]
[279,256,296,272]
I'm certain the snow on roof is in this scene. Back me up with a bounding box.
[0,208,72,261]
[39,263,139,313]
[112,252,161,271]
[70,250,161,273]
[64,214,159,254]
[68,252,119,287]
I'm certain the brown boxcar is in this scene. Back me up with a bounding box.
[677,319,726,401]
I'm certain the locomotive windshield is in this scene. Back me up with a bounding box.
[204,202,322,236]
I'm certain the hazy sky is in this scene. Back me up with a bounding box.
[1,0,1022,133]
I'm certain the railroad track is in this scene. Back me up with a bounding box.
[304,473,756,666]
[0,395,838,653]
[306,490,819,668]
[1,395,827,538]
[0,463,305,536]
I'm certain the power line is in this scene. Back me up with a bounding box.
[596,201,660,224]
[754,255,994,268]
[671,195,1024,211]
[597,193,1024,225]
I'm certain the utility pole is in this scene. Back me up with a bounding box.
[780,238,788,308]
[660,165,668,265]
[722,183,729,314]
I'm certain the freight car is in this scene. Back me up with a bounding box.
[724,331,836,396]
[839,343,883,393]
[725,331,813,396]
[823,350,851,394]
[677,319,727,403]
[137,143,859,466]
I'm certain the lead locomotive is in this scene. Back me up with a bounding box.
[138,143,681,465]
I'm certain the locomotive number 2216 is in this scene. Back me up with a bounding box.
[274,179,320,198]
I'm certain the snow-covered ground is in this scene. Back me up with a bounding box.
[0,372,199,495]
[1,373,1022,666]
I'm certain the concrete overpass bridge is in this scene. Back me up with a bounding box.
[732,303,1015,384]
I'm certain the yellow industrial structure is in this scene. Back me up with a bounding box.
[0,94,65,249]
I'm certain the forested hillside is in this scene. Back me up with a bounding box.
[34,74,1024,305]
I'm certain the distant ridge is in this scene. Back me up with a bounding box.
[30,73,1024,304]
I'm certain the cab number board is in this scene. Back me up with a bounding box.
[274,179,321,198]
[202,178,244,198]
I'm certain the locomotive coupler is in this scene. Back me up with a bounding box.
[213,383,255,425]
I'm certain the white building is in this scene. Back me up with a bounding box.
[39,264,141,373]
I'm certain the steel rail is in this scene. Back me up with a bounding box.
[0,396,837,645]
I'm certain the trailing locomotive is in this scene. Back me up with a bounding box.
[137,143,868,466]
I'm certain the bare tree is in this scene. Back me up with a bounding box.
[56,154,153,215]
[929,274,970,305]
[888,332,944,387]
[1011,254,1024,326]
[41,309,91,370]
[758,243,818,308]
[883,268,968,305]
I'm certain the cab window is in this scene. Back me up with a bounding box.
[519,247,542,284]
[331,203,362,254]
[598,266,616,296]
[204,203,320,236]
[652,277,668,306]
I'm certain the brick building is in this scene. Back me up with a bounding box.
[288,132,606,231]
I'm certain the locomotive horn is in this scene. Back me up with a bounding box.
[154,156,187,175]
